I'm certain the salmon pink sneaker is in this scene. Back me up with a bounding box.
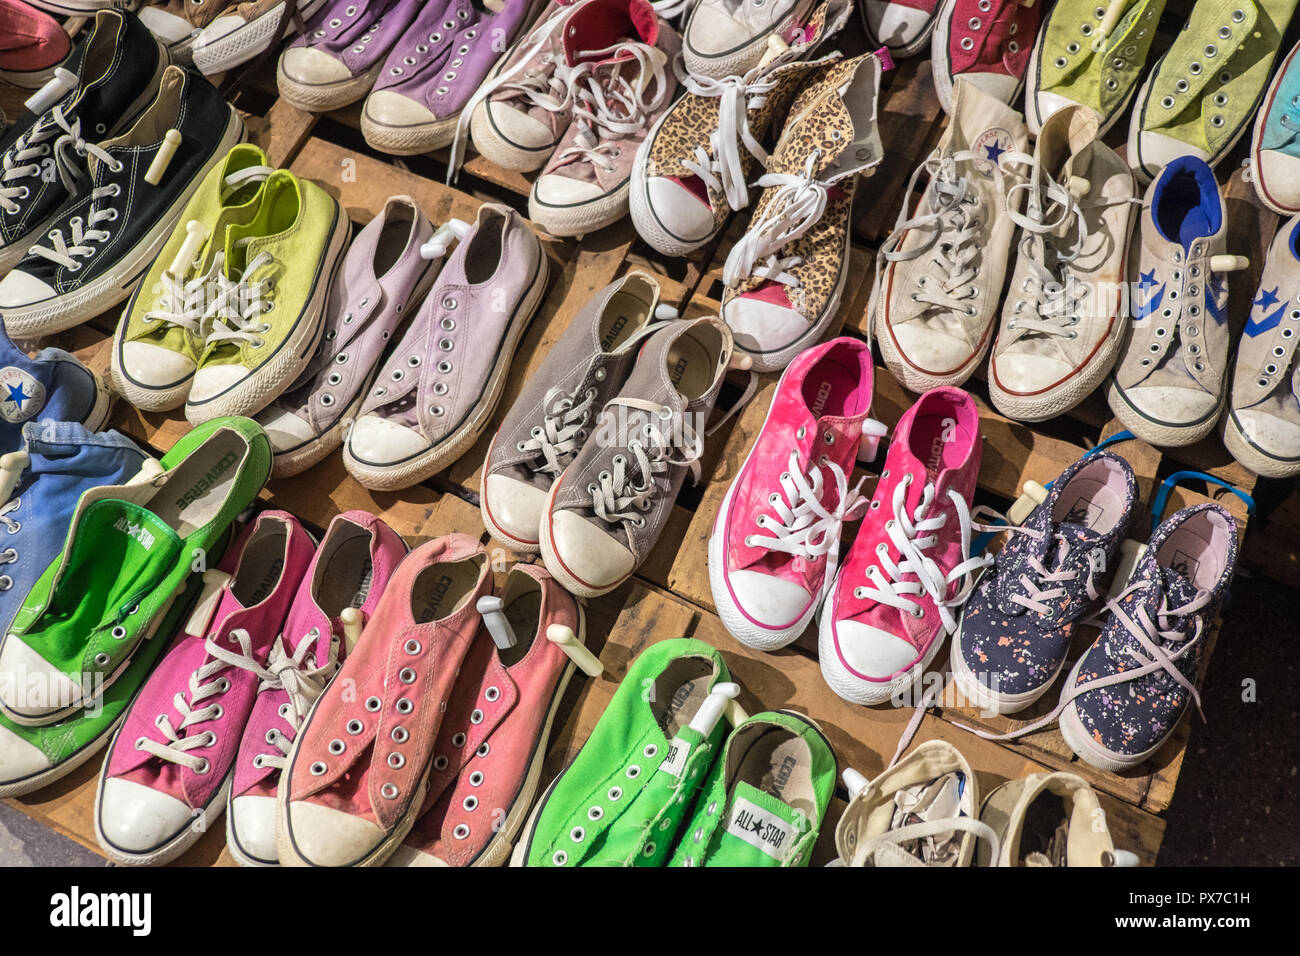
[930,0,1040,114]
[818,386,988,705]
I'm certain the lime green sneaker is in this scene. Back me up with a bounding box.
[1025,0,1166,136]
[513,638,737,867]
[1128,0,1300,181]
[667,711,835,867]
[0,416,271,727]
[112,144,275,413]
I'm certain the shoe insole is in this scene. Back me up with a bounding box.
[314,525,376,615]
[650,656,715,738]
[1051,458,1129,534]
[910,412,974,481]
[1156,508,1233,589]
[145,427,247,539]
[600,281,656,353]
[801,352,868,418]
[230,522,287,608]
[729,726,816,819]
[409,554,485,623]
[462,215,505,285]
[499,584,543,668]
[373,207,416,278]
[1019,791,1071,867]
[665,326,724,402]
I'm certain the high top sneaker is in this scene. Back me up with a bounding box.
[0,317,111,450]
[864,0,939,57]
[931,0,1039,113]
[681,0,828,78]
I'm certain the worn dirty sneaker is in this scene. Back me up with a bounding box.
[190,0,331,76]
[0,0,71,89]
[978,771,1128,866]
[931,0,1039,114]
[863,0,940,57]
[680,0,829,79]
[1250,38,1300,214]
[0,318,111,450]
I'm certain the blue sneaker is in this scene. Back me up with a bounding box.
[0,318,111,452]
[1252,39,1300,215]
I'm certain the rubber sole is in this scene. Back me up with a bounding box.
[1106,377,1226,449]
[277,58,382,113]
[191,0,328,75]
[1222,408,1300,479]
[816,596,948,706]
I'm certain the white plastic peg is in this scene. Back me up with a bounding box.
[145,129,183,186]
[756,32,790,69]
[340,607,363,653]
[687,681,740,736]
[477,595,517,650]
[184,569,232,638]
[1006,480,1049,526]
[1067,175,1091,200]
[167,220,209,278]
[421,219,471,260]
[126,458,165,485]
[1210,255,1250,273]
[1112,849,1140,867]
[24,67,76,115]
[842,767,870,800]
[858,417,888,464]
[1108,539,1148,598]
[0,450,30,505]
[546,624,603,676]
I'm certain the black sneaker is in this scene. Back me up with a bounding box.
[0,10,168,276]
[0,66,244,337]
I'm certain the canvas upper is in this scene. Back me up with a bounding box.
[1251,38,1300,214]
[681,0,825,78]
[0,0,71,84]
[978,771,1117,866]
[932,0,1039,113]
[0,317,107,450]
[864,0,940,55]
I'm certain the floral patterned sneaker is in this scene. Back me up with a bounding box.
[978,771,1131,866]
[931,0,1039,114]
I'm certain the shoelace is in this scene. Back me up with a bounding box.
[832,815,1000,867]
[650,0,696,19]
[203,248,279,349]
[589,398,703,530]
[677,65,776,211]
[0,103,87,215]
[254,628,339,771]
[974,507,1106,615]
[28,181,120,271]
[723,149,828,290]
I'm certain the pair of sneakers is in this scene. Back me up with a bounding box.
[136,0,329,75]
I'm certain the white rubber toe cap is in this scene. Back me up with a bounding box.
[483,474,549,545]
[1032,90,1086,133]
[1235,407,1300,459]
[1254,149,1300,212]
[1120,384,1219,428]
[548,509,635,589]
[991,351,1074,395]
[365,89,438,128]
[724,296,807,356]
[0,637,83,720]
[348,415,430,465]
[188,363,250,404]
[483,102,553,151]
[229,794,278,864]
[121,341,196,389]
[684,4,751,57]
[833,620,919,681]
[386,844,449,867]
[98,778,193,854]
[644,176,716,244]
[0,722,51,785]
[1134,130,1210,181]
[726,570,812,629]
[284,800,384,866]
[867,0,932,46]
[281,46,352,86]
[0,270,57,309]
[891,323,977,377]
[532,174,604,208]
[257,403,317,452]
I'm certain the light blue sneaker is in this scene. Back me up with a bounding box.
[0,318,111,452]
[1252,40,1300,214]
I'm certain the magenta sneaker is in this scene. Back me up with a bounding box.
[94,511,316,867]
[710,337,880,651]
[225,510,407,867]
[818,387,988,704]
[931,0,1040,113]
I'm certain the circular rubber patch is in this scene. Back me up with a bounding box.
[0,366,45,424]
[971,127,1015,178]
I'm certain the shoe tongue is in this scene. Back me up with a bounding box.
[564,0,658,65]
[52,499,182,616]
[716,781,803,865]
[1157,563,1200,609]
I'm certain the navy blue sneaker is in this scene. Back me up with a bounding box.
[0,318,111,452]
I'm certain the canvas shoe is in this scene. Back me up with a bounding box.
[1223,213,1300,478]
[819,387,988,706]
[710,337,878,651]
[0,319,112,450]
[978,771,1127,866]
[0,10,168,277]
[0,0,71,89]
[0,66,245,339]
[1127,0,1300,183]
[863,0,939,56]
[721,51,885,373]
[874,79,1029,392]
[389,563,595,867]
[94,511,315,866]
[0,416,271,726]
[111,144,274,413]
[629,0,852,257]
[277,533,492,867]
[184,169,351,426]
[190,0,331,75]
[1250,39,1300,215]
[951,451,1137,715]
[344,204,549,492]
[1023,0,1164,137]
[276,0,423,111]
[539,316,733,598]
[20,0,130,14]
[680,0,827,79]
[481,271,675,553]
[1108,156,1248,447]
[513,637,736,867]
[988,104,1138,422]
[931,0,1039,114]
[666,710,835,867]
[256,196,444,479]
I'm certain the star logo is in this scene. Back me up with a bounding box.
[0,367,44,424]
[5,382,30,408]
[1246,290,1289,337]
[983,140,1006,163]
[1134,270,1165,319]
[1206,275,1228,325]
[1254,287,1280,310]
[971,127,1016,179]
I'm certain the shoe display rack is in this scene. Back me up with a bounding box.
[0,0,1278,866]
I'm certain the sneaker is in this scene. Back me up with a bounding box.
[0,66,245,339]
[863,0,940,57]
[190,0,331,76]
[539,316,733,598]
[256,196,444,479]
[512,637,736,867]
[0,0,71,90]
[931,0,1040,114]
[874,79,1029,392]
[1127,0,1300,183]
[0,318,112,450]
[344,203,549,491]
[1024,0,1164,137]
[277,533,491,867]
[389,563,594,867]
[819,386,988,706]
[721,51,885,373]
[1057,503,1237,772]
[681,0,824,79]
[1107,156,1248,447]
[1224,213,1300,478]
[227,510,407,866]
[1250,38,1300,215]
[951,451,1137,715]
[978,771,1124,866]
[185,169,351,426]
[0,415,271,726]
[666,710,835,867]
[0,10,168,276]
[111,144,274,413]
[988,103,1138,422]
[710,336,877,651]
[94,510,315,867]
[481,271,674,552]
[276,0,423,112]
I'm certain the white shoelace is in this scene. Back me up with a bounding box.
[833,815,1000,867]
[590,398,703,531]
[678,66,776,211]
[203,248,279,349]
[0,104,91,215]
[255,628,338,771]
[521,383,600,477]
[723,149,828,290]
[973,508,1106,615]
[553,41,670,174]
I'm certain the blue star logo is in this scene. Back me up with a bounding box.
[1139,269,1158,292]
[1135,271,1165,319]
[983,140,1006,163]
[1206,276,1228,325]
[1254,287,1280,310]
[5,383,30,409]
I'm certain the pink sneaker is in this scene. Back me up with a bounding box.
[818,387,988,705]
[0,0,70,90]
[94,511,316,866]
[931,0,1040,114]
[709,337,882,651]
[864,0,940,57]
[225,510,408,867]
[277,533,491,867]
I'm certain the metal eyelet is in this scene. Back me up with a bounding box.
[347,718,364,735]
[310,761,328,776]
[391,726,409,744]
[477,742,491,757]
[94,652,110,666]
[329,739,345,755]
[608,786,623,800]
[469,771,484,787]
[470,708,484,724]
[111,625,127,639]
[452,732,467,747]
[396,697,413,714]
[464,795,479,811]
[381,783,399,799]
[405,638,422,654]
[399,667,416,684]
[365,696,382,711]
[388,752,405,769]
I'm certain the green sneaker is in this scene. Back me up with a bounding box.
[667,711,835,867]
[1128,0,1300,181]
[513,638,737,867]
[0,416,271,727]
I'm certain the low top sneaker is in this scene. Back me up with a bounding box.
[227,510,407,867]
[988,103,1138,422]
[874,79,1029,392]
[667,711,835,867]
[185,169,351,426]
[0,0,71,89]
[721,51,884,373]
[0,10,167,276]
[481,271,674,552]
[1250,39,1300,215]
[952,451,1137,715]
[112,144,275,413]
[1108,156,1248,447]
[1127,0,1300,182]
[0,318,111,450]
[539,316,733,598]
[978,771,1123,866]
[513,638,736,867]
[95,511,315,867]
[0,416,270,727]
[344,204,549,491]
[0,66,245,339]
[710,337,877,650]
[257,195,443,478]
[819,386,988,706]
[681,0,825,78]
[190,0,331,75]
[931,0,1039,113]
[277,534,491,867]
[864,0,940,57]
